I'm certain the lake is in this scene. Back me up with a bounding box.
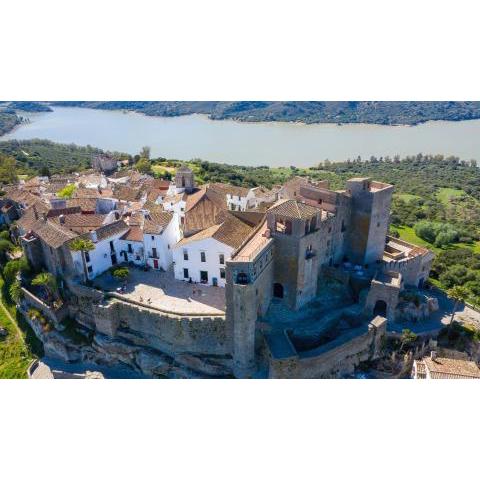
[2,106,480,167]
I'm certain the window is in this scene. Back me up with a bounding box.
[85,251,91,263]
[310,216,316,232]
[220,268,226,279]
[109,240,115,253]
[127,243,133,253]
[152,247,157,258]
[183,249,189,261]
[377,222,381,227]
[219,254,224,265]
[87,265,93,273]
[181,207,184,212]
[305,220,310,235]
[275,218,292,235]
[200,251,206,262]
[151,235,155,241]
[341,220,346,232]
[183,268,189,279]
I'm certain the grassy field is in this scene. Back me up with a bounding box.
[389,225,439,251]
[0,300,32,379]
[393,193,421,203]
[436,187,465,205]
[0,278,41,379]
[390,224,480,255]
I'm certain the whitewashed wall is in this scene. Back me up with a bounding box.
[172,237,232,287]
[71,228,129,280]
[144,216,180,271]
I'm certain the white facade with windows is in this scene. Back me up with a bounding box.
[117,238,144,266]
[71,228,129,280]
[172,237,232,287]
[226,192,252,212]
[143,216,180,271]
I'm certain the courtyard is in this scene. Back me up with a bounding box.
[93,268,226,316]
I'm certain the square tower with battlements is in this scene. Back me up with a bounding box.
[345,178,394,266]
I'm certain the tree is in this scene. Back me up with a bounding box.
[399,329,417,352]
[135,158,152,175]
[447,285,470,333]
[111,266,129,283]
[140,146,151,160]
[0,239,14,264]
[31,272,58,301]
[39,165,51,177]
[9,279,22,303]
[0,153,18,185]
[57,183,77,199]
[70,238,95,283]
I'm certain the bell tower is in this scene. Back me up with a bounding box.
[174,165,195,193]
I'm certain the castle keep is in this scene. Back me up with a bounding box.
[5,165,434,378]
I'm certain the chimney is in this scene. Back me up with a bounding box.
[430,350,437,361]
[91,230,98,243]
[59,214,65,225]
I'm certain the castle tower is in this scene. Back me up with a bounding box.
[266,200,322,310]
[174,165,195,193]
[345,178,394,266]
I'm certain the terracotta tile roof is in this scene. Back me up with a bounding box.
[16,202,50,232]
[127,211,144,226]
[121,226,144,242]
[177,213,253,249]
[3,189,41,207]
[44,182,70,194]
[183,185,228,234]
[146,188,165,203]
[51,213,107,234]
[423,356,480,379]
[113,185,143,202]
[150,179,171,190]
[46,206,82,217]
[267,199,320,219]
[144,211,173,235]
[94,220,129,242]
[66,198,97,212]
[29,219,77,249]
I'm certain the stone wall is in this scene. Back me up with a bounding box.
[21,287,69,326]
[268,317,387,378]
[74,296,229,358]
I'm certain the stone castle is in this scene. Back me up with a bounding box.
[1,164,434,378]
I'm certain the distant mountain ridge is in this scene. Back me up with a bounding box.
[50,101,480,125]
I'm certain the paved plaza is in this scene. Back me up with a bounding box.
[93,268,226,316]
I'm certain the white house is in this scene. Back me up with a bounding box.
[143,211,179,271]
[118,226,145,266]
[172,214,254,287]
[70,220,129,280]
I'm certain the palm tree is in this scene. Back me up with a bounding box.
[31,272,57,301]
[447,285,470,333]
[70,238,95,283]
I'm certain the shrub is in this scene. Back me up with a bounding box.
[110,266,129,282]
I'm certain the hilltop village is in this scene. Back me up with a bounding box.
[3,153,477,379]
